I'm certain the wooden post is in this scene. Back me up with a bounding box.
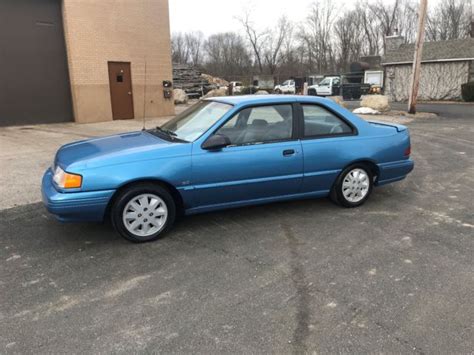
[408,0,428,114]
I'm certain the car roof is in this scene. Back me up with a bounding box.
[206,95,332,106]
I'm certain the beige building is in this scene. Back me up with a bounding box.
[0,0,174,126]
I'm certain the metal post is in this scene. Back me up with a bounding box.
[408,0,428,114]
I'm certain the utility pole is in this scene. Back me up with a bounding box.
[408,0,428,114]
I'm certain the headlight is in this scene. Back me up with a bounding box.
[53,166,82,189]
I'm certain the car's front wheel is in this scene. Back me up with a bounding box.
[111,183,176,242]
[330,164,373,207]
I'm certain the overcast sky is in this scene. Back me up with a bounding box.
[169,0,447,36]
[170,0,334,36]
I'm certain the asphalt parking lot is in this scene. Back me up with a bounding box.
[1,112,473,353]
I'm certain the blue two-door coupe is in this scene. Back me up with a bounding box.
[42,95,414,242]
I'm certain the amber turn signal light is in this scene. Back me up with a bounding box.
[63,173,82,188]
[53,166,82,189]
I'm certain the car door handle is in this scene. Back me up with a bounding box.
[283,149,295,156]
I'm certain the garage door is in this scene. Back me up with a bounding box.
[0,0,73,126]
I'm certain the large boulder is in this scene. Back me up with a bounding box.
[361,95,390,112]
[327,96,346,108]
[202,88,228,99]
[255,90,269,95]
[173,89,188,104]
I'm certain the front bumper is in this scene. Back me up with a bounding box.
[41,169,115,222]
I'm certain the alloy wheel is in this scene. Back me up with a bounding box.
[342,168,370,203]
[122,193,168,237]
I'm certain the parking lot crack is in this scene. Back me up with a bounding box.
[374,320,425,355]
[171,235,264,267]
[281,223,311,354]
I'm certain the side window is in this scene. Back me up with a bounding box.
[302,105,353,137]
[216,105,293,145]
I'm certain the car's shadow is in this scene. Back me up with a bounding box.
[1,184,407,254]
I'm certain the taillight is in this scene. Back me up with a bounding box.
[404,146,411,157]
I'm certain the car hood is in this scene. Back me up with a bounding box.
[55,131,182,171]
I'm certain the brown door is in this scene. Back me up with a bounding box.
[108,62,134,119]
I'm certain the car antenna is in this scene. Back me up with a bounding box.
[142,58,147,131]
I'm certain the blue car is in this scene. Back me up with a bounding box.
[42,95,414,242]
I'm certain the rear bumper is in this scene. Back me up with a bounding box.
[376,159,414,186]
[41,169,115,222]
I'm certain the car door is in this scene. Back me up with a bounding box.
[331,77,341,95]
[298,103,357,193]
[289,80,296,93]
[190,103,303,210]
[317,78,332,96]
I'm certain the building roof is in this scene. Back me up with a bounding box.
[382,38,474,65]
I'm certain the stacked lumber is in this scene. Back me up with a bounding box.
[173,64,210,98]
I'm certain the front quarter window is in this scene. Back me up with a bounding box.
[158,101,232,142]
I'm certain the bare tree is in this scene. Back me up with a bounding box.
[171,32,189,64]
[263,16,290,74]
[171,32,204,66]
[370,0,402,37]
[185,32,204,66]
[300,0,338,74]
[354,1,381,56]
[203,32,252,78]
[236,10,266,74]
[278,19,307,77]
[174,0,472,79]
[334,10,364,72]
[427,0,471,41]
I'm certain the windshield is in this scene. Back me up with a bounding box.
[160,101,232,142]
[319,78,331,86]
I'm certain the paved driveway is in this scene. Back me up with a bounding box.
[1,113,473,353]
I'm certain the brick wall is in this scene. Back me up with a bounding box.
[62,0,174,123]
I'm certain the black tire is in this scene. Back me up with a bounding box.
[330,164,373,208]
[111,183,176,243]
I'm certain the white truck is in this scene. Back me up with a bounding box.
[229,81,243,94]
[307,76,341,97]
[274,80,296,94]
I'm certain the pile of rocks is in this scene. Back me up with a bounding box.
[202,88,228,99]
[201,73,228,87]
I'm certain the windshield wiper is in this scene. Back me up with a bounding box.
[155,126,178,138]
[151,126,189,143]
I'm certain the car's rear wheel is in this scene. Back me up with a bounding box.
[330,164,373,207]
[111,183,176,242]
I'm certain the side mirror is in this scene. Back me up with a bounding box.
[202,134,231,150]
